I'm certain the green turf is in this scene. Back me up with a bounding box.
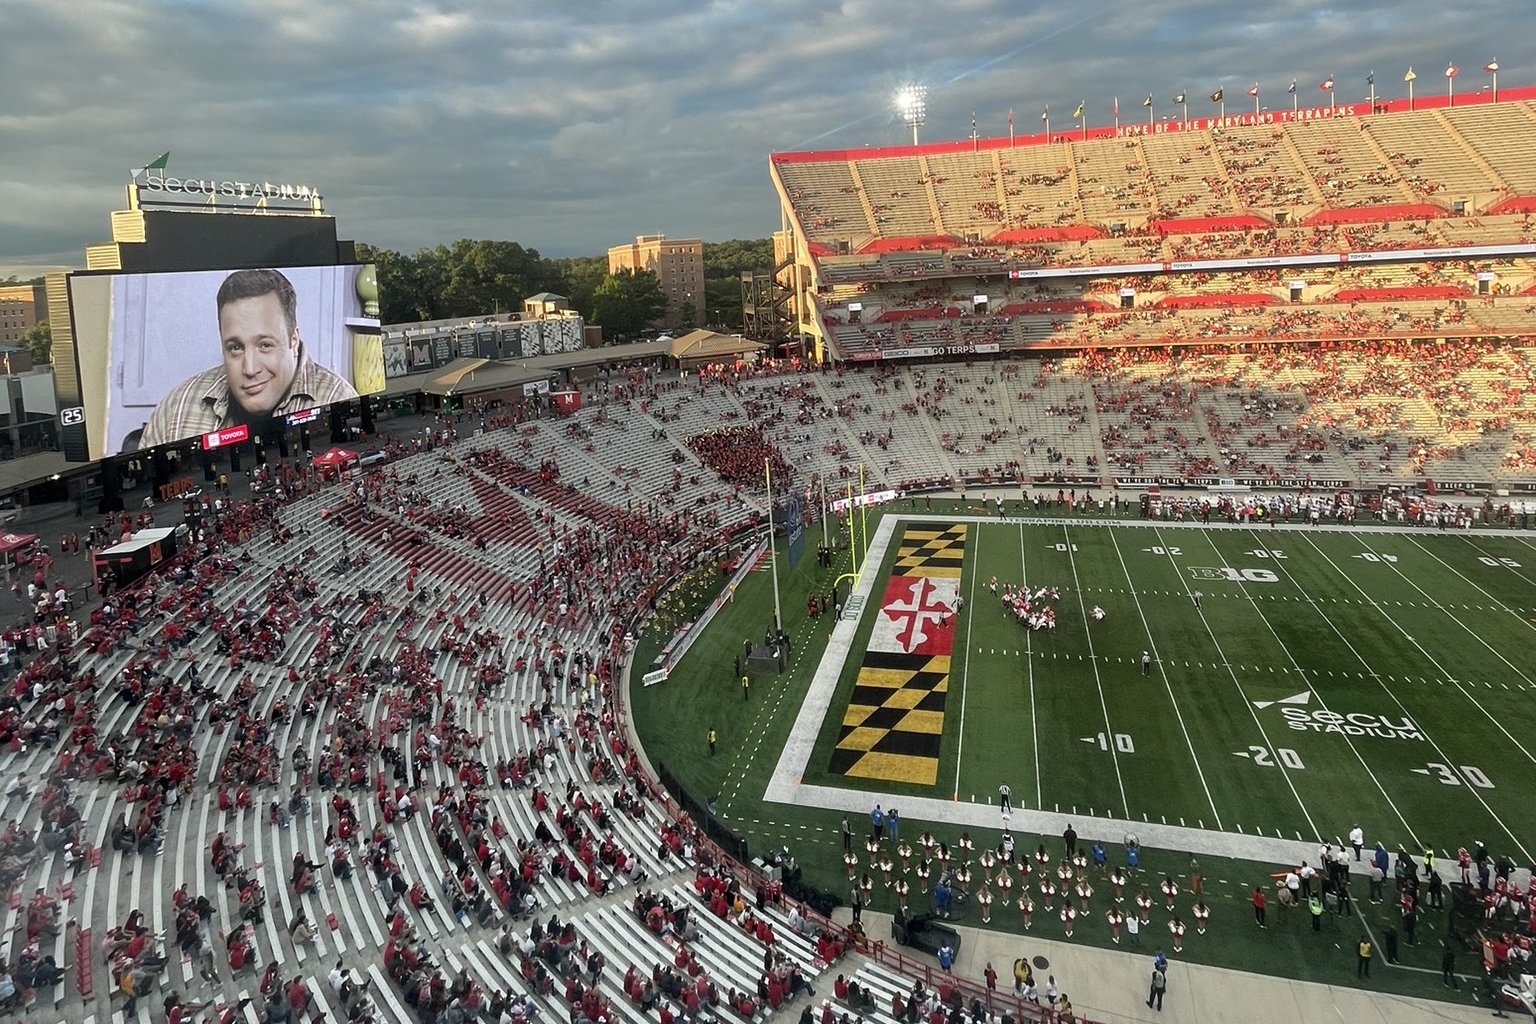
[630,500,1531,1005]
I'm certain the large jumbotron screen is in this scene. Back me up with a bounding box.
[66,264,383,459]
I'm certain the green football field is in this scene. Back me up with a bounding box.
[629,503,1536,1002]
[806,516,1536,861]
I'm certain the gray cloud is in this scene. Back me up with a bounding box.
[2,0,1531,276]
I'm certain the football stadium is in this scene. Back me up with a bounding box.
[7,64,1536,1024]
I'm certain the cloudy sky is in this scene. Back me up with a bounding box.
[3,0,1531,277]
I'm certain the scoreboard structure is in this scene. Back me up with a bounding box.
[47,168,382,464]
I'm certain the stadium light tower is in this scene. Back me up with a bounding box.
[896,85,927,145]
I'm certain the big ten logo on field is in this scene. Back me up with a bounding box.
[1188,566,1279,582]
[1279,708,1424,741]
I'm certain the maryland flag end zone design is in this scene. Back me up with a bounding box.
[829,523,967,785]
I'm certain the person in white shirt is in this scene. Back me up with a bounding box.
[1299,861,1317,898]
[1349,825,1364,861]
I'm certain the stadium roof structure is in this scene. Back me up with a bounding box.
[666,328,766,364]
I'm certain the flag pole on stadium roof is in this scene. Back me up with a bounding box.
[1008,108,1015,148]
[1367,70,1376,111]
[1446,62,1458,107]
[1143,95,1153,127]
[765,457,783,631]
[1486,60,1499,103]
[1405,67,1417,110]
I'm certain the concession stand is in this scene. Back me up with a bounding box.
[92,526,182,590]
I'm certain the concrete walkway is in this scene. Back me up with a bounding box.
[835,909,1492,1024]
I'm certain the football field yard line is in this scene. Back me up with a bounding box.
[1209,529,1420,843]
[1060,525,1129,818]
[1148,527,1320,841]
[1353,534,1536,692]
[1350,535,1536,772]
[1297,532,1533,862]
[951,523,983,801]
[1018,523,1042,810]
[1438,534,1536,628]
[1104,525,1223,829]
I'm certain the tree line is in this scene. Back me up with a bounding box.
[356,237,773,340]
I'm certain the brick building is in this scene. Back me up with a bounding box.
[606,234,704,329]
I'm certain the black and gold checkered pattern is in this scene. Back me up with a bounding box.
[828,521,967,786]
[829,651,949,785]
[893,522,967,578]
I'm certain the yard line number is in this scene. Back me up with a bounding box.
[1413,762,1495,788]
[1236,745,1306,769]
[1081,732,1135,753]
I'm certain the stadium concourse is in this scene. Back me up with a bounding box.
[0,362,1520,1024]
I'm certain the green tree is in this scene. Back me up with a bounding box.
[677,300,698,332]
[435,239,553,318]
[702,239,774,278]
[700,239,771,329]
[704,277,743,330]
[21,320,50,365]
[356,243,433,325]
[590,269,666,340]
[544,255,609,321]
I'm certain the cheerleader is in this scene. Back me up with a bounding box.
[1160,875,1179,910]
[1106,905,1125,944]
[1018,892,1035,930]
[1192,898,1211,935]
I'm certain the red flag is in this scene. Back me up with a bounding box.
[1319,77,1334,91]
[1247,83,1259,97]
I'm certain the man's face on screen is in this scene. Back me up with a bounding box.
[219,293,299,417]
